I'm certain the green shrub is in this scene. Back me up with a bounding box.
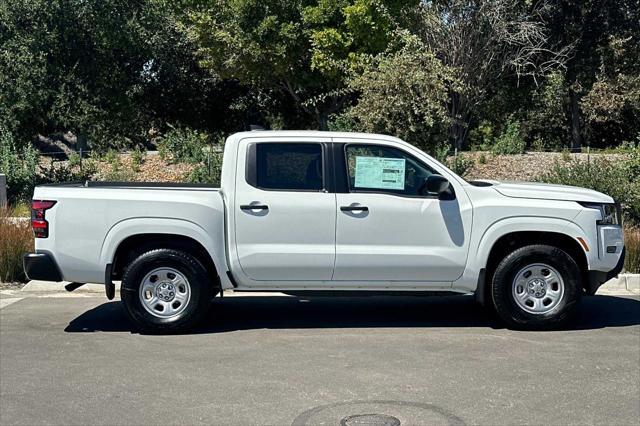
[468,120,494,151]
[492,118,526,155]
[0,208,33,283]
[40,157,97,184]
[539,150,640,222]
[447,153,472,178]
[432,142,450,163]
[624,226,640,273]
[158,125,210,164]
[102,153,134,182]
[131,147,146,172]
[478,153,487,164]
[186,151,223,184]
[0,126,38,203]
[68,152,81,169]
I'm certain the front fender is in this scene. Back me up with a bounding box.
[474,216,589,270]
[454,216,589,293]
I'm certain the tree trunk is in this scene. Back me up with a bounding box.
[569,88,583,152]
[317,112,329,131]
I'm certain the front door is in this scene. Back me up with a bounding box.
[333,142,472,283]
[234,138,336,283]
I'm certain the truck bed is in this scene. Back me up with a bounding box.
[32,181,226,284]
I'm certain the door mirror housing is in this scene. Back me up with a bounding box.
[420,174,450,196]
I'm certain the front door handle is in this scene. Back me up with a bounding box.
[340,205,369,212]
[240,204,269,211]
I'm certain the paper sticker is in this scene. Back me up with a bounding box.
[354,156,405,190]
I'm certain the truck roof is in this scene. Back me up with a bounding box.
[228,130,405,144]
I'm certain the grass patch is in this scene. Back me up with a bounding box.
[0,208,33,283]
[624,225,640,274]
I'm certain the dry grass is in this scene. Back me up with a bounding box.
[624,225,640,274]
[0,209,34,283]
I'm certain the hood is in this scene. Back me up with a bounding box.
[477,180,614,203]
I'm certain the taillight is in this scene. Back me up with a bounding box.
[31,200,56,238]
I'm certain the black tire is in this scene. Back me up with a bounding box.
[491,244,581,330]
[121,248,215,334]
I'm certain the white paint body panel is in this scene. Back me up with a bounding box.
[33,130,624,294]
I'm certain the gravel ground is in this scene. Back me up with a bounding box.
[0,282,25,291]
[463,151,626,182]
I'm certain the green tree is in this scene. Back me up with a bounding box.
[345,34,455,151]
[547,0,640,150]
[182,0,412,129]
[406,0,569,150]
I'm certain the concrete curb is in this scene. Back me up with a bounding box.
[601,274,640,293]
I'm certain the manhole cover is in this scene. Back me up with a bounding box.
[292,400,465,426]
[341,413,401,426]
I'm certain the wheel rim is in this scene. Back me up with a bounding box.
[511,263,565,315]
[139,267,191,318]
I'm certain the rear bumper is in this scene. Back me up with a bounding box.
[23,253,63,282]
[586,247,626,294]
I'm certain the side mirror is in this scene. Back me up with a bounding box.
[421,174,450,196]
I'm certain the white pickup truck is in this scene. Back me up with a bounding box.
[24,131,625,332]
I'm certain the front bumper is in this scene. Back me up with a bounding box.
[586,247,626,295]
[23,253,63,282]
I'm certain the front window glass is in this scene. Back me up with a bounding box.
[346,145,435,196]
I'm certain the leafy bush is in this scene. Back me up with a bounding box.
[0,208,33,283]
[491,118,525,155]
[624,226,640,273]
[130,147,146,172]
[539,150,640,222]
[0,126,38,203]
[186,151,223,184]
[447,153,472,178]
[102,154,135,182]
[468,120,494,151]
[40,156,98,184]
[158,126,211,164]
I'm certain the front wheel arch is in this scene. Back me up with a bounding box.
[481,231,589,303]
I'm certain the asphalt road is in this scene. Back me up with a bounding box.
[1,293,639,425]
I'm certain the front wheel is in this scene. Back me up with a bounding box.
[491,244,581,329]
[121,249,215,333]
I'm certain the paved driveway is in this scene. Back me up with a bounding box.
[1,293,639,425]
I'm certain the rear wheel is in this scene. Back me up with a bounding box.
[491,244,581,329]
[121,248,215,333]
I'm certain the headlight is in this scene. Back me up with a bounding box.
[579,202,622,225]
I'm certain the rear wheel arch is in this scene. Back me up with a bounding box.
[111,234,219,287]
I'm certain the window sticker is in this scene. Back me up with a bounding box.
[354,156,405,190]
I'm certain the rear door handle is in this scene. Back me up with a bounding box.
[340,205,369,212]
[240,204,269,211]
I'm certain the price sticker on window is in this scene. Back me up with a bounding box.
[354,156,405,190]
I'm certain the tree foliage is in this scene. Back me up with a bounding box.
[344,33,455,151]
[0,0,637,155]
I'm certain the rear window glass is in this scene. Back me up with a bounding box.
[256,143,323,191]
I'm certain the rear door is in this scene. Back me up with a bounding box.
[233,137,336,284]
